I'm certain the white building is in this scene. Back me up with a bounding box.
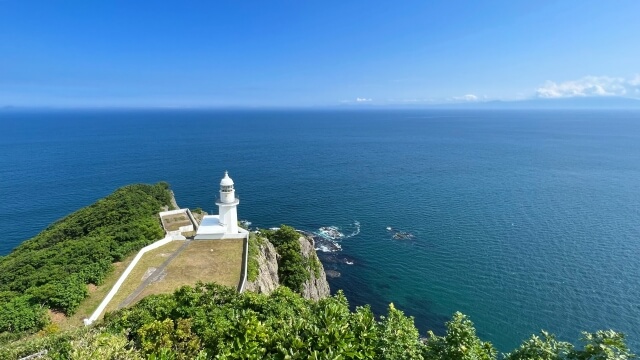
[194,171,249,240]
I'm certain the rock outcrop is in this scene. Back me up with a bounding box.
[298,235,330,300]
[245,235,330,300]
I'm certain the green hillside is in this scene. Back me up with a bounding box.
[0,183,172,334]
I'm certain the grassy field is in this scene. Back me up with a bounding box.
[131,239,244,305]
[103,241,185,315]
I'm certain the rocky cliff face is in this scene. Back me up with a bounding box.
[244,239,280,295]
[298,235,330,300]
[245,235,330,300]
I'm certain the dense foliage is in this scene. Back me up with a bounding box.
[0,183,172,334]
[2,283,634,360]
[249,226,322,286]
[103,283,427,359]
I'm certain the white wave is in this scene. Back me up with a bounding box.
[344,220,360,238]
[317,226,344,240]
[315,245,333,253]
[310,221,359,253]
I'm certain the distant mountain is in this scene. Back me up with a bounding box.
[448,96,640,110]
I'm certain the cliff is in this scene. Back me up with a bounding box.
[298,235,330,300]
[245,235,330,300]
[244,238,280,294]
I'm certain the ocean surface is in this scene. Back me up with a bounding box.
[1,109,639,352]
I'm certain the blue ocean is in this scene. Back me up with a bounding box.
[1,109,639,352]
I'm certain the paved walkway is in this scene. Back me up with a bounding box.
[118,240,191,309]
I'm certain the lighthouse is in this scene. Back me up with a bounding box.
[194,171,248,240]
[217,171,239,234]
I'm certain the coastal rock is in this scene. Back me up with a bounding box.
[169,190,180,210]
[245,235,330,301]
[161,190,181,212]
[245,239,280,294]
[298,235,330,300]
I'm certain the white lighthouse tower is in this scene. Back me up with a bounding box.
[217,171,239,234]
[194,171,248,240]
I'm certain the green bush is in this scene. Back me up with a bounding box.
[0,295,49,333]
[2,282,635,360]
[263,225,310,293]
[105,283,427,359]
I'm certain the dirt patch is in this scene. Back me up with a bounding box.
[48,309,67,324]
[141,267,157,281]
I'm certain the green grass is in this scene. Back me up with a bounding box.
[103,241,185,315]
[133,240,244,303]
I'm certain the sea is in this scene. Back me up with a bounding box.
[1,109,639,352]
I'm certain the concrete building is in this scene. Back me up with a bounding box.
[195,171,249,240]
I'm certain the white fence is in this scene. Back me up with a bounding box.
[85,234,174,325]
[86,208,245,325]
[238,234,249,293]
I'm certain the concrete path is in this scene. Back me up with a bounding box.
[118,240,191,309]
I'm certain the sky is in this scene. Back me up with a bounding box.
[1,0,639,108]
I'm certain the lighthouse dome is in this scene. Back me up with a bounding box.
[220,171,234,186]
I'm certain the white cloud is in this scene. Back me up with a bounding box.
[388,98,436,103]
[452,94,478,102]
[356,97,372,102]
[536,75,640,98]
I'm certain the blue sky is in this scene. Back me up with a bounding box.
[1,0,639,107]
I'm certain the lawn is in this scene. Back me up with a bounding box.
[130,239,244,304]
[103,240,185,315]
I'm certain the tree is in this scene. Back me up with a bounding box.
[423,312,497,360]
[263,225,310,293]
[570,330,635,360]
[505,331,573,360]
